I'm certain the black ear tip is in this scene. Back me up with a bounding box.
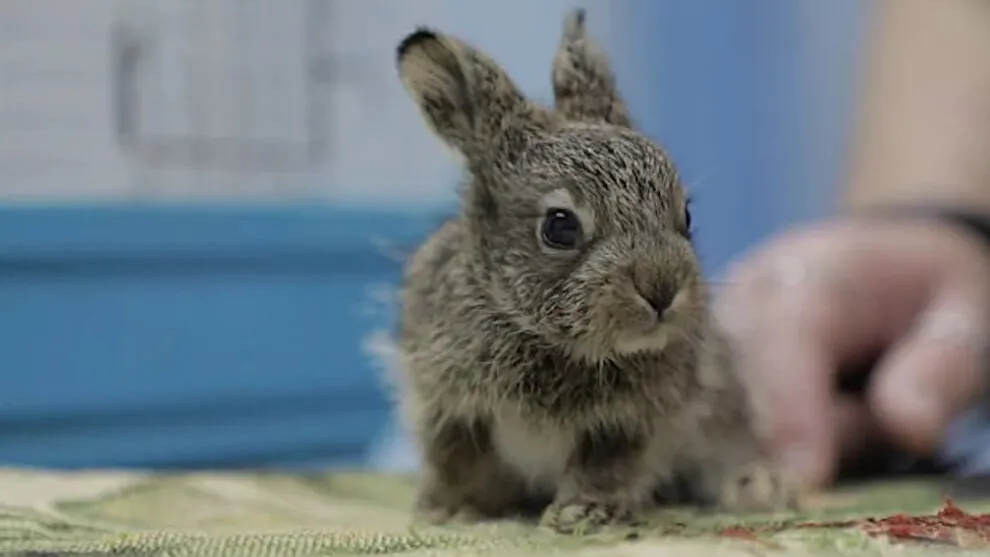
[573,8,586,26]
[563,8,587,37]
[397,27,439,61]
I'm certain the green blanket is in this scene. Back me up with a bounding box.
[2,467,989,556]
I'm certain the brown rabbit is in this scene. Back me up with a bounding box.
[391,9,797,533]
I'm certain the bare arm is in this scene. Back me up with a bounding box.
[844,0,990,210]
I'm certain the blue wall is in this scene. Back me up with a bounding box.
[624,0,807,276]
[0,204,439,469]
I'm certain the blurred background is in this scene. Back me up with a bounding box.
[0,0,867,471]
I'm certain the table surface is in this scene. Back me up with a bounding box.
[1,467,989,556]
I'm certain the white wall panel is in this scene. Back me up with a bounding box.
[0,0,612,206]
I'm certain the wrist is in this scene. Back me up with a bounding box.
[842,175,990,214]
[857,203,990,256]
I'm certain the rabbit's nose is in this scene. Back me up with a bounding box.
[644,287,677,318]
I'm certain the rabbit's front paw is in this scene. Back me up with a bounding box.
[717,460,798,513]
[413,482,483,524]
[414,496,490,525]
[413,469,529,524]
[413,490,458,524]
[540,497,640,534]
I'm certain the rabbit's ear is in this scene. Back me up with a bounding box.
[552,9,632,127]
[397,28,533,157]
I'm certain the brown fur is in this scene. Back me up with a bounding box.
[392,9,797,534]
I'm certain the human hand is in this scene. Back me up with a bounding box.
[714,218,990,489]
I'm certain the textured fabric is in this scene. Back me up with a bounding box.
[0,468,987,556]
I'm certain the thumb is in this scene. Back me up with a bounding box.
[869,295,990,456]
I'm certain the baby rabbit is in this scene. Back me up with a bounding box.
[393,9,796,533]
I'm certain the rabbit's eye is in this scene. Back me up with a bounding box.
[541,208,583,250]
[681,197,693,239]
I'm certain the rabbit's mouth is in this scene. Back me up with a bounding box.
[613,326,673,355]
[610,287,693,356]
[564,281,703,363]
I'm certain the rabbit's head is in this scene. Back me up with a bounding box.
[397,10,705,363]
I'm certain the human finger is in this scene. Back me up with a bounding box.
[716,253,877,488]
[869,298,990,456]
